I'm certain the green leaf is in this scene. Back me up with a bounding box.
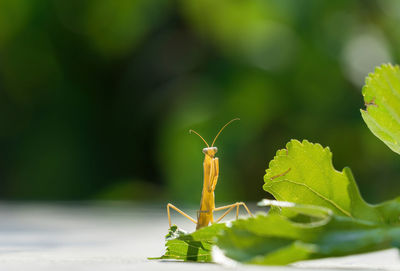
[361,63,400,155]
[151,223,227,262]
[258,199,333,221]
[263,139,382,222]
[373,197,400,225]
[217,201,400,265]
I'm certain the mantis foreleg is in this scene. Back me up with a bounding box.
[210,158,219,192]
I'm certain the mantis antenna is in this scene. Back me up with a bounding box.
[189,129,210,147]
[211,118,240,147]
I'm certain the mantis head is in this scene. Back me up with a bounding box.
[189,118,240,157]
[202,147,218,157]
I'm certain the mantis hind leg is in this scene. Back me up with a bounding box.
[213,202,253,223]
[167,203,197,227]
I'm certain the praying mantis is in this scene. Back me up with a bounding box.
[167,118,253,230]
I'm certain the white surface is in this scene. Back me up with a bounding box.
[0,202,399,271]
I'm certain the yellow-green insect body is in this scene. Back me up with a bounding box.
[167,119,252,230]
[197,147,218,229]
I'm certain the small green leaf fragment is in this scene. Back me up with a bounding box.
[165,224,187,240]
[152,223,227,262]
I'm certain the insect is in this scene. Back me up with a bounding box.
[167,118,253,230]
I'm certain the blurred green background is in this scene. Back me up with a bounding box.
[1,0,400,205]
